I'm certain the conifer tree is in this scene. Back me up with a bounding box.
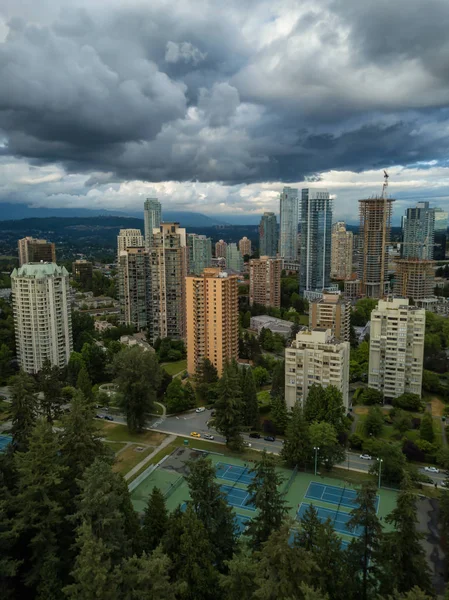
[271,394,288,434]
[38,359,63,423]
[214,361,243,450]
[142,487,168,554]
[76,366,93,401]
[419,411,435,444]
[297,504,322,551]
[241,367,260,430]
[270,359,285,399]
[10,370,37,452]
[281,402,311,468]
[219,548,258,600]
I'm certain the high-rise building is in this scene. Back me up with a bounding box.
[358,196,394,298]
[401,202,434,260]
[368,298,425,400]
[331,222,353,280]
[187,234,212,275]
[285,328,350,410]
[249,256,282,308]
[259,212,278,257]
[117,229,144,256]
[215,239,227,258]
[11,263,73,373]
[72,260,93,289]
[238,236,251,258]
[434,207,448,260]
[279,187,299,259]
[18,237,56,266]
[186,268,239,376]
[344,277,362,300]
[393,259,434,300]
[226,243,244,272]
[309,293,351,342]
[144,198,161,248]
[149,223,187,343]
[118,247,151,330]
[300,188,332,294]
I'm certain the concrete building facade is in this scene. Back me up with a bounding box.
[18,237,56,266]
[279,186,299,260]
[149,223,187,343]
[72,260,93,289]
[401,202,434,260]
[226,243,244,272]
[249,256,282,308]
[118,247,151,330]
[215,240,227,259]
[300,188,333,294]
[144,198,161,248]
[393,259,435,300]
[259,212,278,257]
[331,222,353,280]
[117,229,145,256]
[239,236,252,258]
[186,268,239,376]
[285,328,350,410]
[309,293,351,341]
[11,263,73,373]
[187,234,212,275]
[368,298,425,400]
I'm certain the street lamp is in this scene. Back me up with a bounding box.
[314,447,320,476]
[377,458,383,489]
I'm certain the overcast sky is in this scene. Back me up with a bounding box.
[1,0,449,223]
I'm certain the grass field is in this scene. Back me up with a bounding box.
[96,421,167,445]
[161,360,187,376]
[105,441,128,454]
[113,444,155,475]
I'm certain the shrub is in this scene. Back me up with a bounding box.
[402,439,426,463]
[348,433,363,450]
[393,393,423,412]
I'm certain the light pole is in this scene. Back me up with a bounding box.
[314,447,320,476]
[377,458,383,489]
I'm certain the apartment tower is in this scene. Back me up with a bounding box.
[309,293,351,341]
[187,234,212,275]
[401,202,434,260]
[144,198,162,248]
[215,239,227,258]
[249,256,282,308]
[358,196,394,298]
[11,263,73,373]
[72,260,93,289]
[300,188,333,294]
[368,298,425,400]
[186,268,239,376]
[18,237,56,266]
[285,328,350,410]
[279,186,299,260]
[239,236,252,258]
[393,259,434,301]
[331,222,353,280]
[118,247,151,330]
[259,212,278,257]
[149,223,187,343]
[117,229,145,257]
[226,243,244,272]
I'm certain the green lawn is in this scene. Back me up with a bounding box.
[105,441,128,454]
[298,313,309,325]
[153,402,164,416]
[96,421,167,445]
[113,444,155,475]
[161,360,187,376]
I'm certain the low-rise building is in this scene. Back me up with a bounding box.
[250,315,293,338]
[120,333,155,353]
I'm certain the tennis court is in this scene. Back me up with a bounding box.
[297,503,362,537]
[235,513,250,534]
[220,484,256,510]
[0,434,11,453]
[305,482,379,512]
[216,462,254,485]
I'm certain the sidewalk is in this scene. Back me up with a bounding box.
[124,433,176,481]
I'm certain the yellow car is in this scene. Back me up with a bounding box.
[190,432,201,438]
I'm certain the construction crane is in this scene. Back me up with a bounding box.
[381,170,389,198]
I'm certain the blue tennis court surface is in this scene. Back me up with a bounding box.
[0,434,12,453]
[220,484,255,510]
[297,503,362,537]
[305,482,379,512]
[235,513,250,534]
[216,462,254,485]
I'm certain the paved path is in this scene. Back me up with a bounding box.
[124,434,176,481]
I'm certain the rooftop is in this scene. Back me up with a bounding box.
[11,262,69,278]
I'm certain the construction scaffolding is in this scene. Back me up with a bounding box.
[393,259,435,300]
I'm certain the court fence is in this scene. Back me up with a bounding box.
[283,464,298,494]
[164,475,184,499]
[128,453,170,493]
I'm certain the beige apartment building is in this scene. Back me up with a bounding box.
[285,328,350,410]
[368,297,425,400]
[309,293,351,341]
[331,222,353,280]
[11,263,73,373]
[117,229,144,256]
[393,259,435,300]
[215,239,227,258]
[18,237,56,266]
[238,236,252,257]
[118,247,150,330]
[186,268,239,376]
[249,256,282,308]
[149,223,187,344]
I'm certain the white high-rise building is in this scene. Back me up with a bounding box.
[368,298,425,400]
[11,263,73,374]
[144,198,162,248]
[117,229,145,257]
[285,328,350,410]
[279,186,299,260]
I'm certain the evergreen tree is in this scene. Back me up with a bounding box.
[219,548,258,600]
[0,343,13,383]
[9,370,37,452]
[364,406,384,437]
[281,402,311,468]
[196,358,219,384]
[271,360,285,399]
[241,367,260,429]
[186,456,237,570]
[142,487,168,553]
[14,419,68,597]
[247,451,289,549]
[37,359,63,423]
[112,346,162,432]
[76,366,93,401]
[419,412,435,444]
[271,394,288,434]
[297,504,322,551]
[311,520,351,600]
[0,456,20,600]
[67,352,85,387]
[81,342,108,385]
[214,361,244,450]
[116,549,180,600]
[346,483,382,600]
[309,421,345,470]
[164,378,194,413]
[379,475,432,597]
[304,384,346,433]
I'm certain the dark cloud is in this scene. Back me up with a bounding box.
[1,0,449,188]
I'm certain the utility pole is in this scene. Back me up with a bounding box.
[314,446,320,476]
[377,457,383,489]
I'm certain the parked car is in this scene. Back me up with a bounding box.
[243,441,252,448]
[104,415,114,421]
[359,454,372,460]
[424,466,439,473]
[190,432,201,438]
[95,414,104,419]
[264,436,275,442]
[195,407,206,413]
[249,432,261,439]
[203,434,214,440]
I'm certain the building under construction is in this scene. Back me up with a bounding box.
[393,259,434,300]
[358,173,394,298]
